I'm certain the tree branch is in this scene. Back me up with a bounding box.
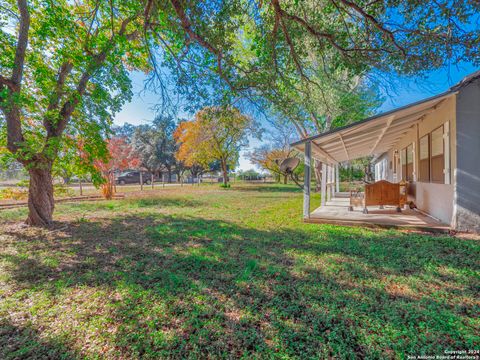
[11,0,30,88]
[169,0,237,90]
[0,75,18,92]
[0,0,30,156]
[44,61,74,133]
[44,9,141,147]
[336,0,407,57]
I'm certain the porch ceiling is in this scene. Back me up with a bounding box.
[292,92,455,164]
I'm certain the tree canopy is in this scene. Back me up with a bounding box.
[175,106,257,185]
[156,0,479,135]
[131,115,178,180]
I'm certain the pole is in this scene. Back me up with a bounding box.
[329,165,334,200]
[303,141,311,219]
[140,172,143,191]
[335,164,340,194]
[151,173,154,189]
[321,163,327,206]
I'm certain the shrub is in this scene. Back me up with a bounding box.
[16,179,29,188]
[0,184,75,201]
[0,187,29,200]
[53,184,75,197]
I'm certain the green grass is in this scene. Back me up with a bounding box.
[0,183,478,359]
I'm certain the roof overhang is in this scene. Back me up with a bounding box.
[291,91,456,164]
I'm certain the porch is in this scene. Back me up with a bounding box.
[292,90,455,232]
[307,195,450,232]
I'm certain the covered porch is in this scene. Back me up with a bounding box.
[292,91,454,232]
[308,195,449,232]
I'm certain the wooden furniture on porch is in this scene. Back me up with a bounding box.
[349,180,407,213]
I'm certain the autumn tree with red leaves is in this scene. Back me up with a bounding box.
[94,137,140,199]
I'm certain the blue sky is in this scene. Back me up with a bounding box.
[114,63,478,171]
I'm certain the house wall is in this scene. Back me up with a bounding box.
[416,97,456,225]
[378,97,456,225]
[454,79,480,233]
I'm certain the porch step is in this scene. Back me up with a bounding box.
[334,192,350,198]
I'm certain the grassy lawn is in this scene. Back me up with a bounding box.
[0,183,478,359]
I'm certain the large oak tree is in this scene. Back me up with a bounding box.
[0,0,154,225]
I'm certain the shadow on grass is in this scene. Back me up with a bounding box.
[0,320,78,360]
[130,197,203,208]
[1,215,479,358]
[233,184,303,193]
[53,197,204,213]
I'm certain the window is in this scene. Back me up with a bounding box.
[419,135,430,182]
[417,125,448,184]
[431,126,444,183]
[401,144,414,181]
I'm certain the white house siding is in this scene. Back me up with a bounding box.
[415,182,454,224]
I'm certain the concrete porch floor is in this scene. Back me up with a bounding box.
[307,195,450,233]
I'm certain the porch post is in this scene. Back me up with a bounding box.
[328,165,335,200]
[335,164,340,194]
[303,141,311,219]
[321,162,327,206]
[326,165,331,201]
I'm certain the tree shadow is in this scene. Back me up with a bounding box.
[129,197,204,208]
[233,184,302,193]
[1,215,478,358]
[0,319,78,359]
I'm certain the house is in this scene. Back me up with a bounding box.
[291,70,480,233]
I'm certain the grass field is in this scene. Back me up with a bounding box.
[0,183,478,359]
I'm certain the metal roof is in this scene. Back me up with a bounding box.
[291,92,455,164]
[291,70,480,164]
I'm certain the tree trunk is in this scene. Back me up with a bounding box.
[221,160,228,185]
[26,163,54,226]
[283,174,288,184]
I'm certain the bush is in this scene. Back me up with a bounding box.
[0,184,74,201]
[339,166,365,182]
[53,184,75,197]
[0,185,76,201]
[220,183,231,188]
[16,179,29,188]
[0,187,29,200]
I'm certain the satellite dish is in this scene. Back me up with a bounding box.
[280,157,300,173]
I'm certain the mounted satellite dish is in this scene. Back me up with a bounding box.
[279,157,300,174]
